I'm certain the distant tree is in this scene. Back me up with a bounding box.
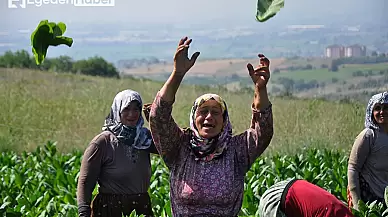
[230,73,239,80]
[50,55,73,72]
[0,51,17,68]
[13,50,33,68]
[330,64,339,72]
[352,71,364,77]
[72,56,119,78]
[304,64,313,70]
[273,68,280,74]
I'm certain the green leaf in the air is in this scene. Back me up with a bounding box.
[256,0,285,22]
[30,20,73,65]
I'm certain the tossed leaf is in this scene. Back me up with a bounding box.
[30,20,73,65]
[256,0,285,22]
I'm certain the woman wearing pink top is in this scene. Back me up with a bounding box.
[149,37,274,216]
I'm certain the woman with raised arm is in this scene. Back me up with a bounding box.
[149,37,274,216]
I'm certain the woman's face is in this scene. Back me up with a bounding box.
[373,103,388,126]
[120,101,141,127]
[194,99,224,139]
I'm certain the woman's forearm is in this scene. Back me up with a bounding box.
[159,71,185,102]
[253,86,271,110]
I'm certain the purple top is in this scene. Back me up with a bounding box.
[149,92,274,217]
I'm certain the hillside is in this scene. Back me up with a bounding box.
[0,67,368,155]
[122,58,287,76]
[121,57,388,101]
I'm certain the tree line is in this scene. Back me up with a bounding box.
[0,50,120,78]
[330,54,388,72]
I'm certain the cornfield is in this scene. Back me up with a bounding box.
[1,141,387,217]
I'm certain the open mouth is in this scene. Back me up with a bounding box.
[376,116,388,121]
[202,123,215,128]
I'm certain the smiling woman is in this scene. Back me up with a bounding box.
[193,95,225,139]
[347,91,388,211]
[120,100,142,127]
[76,89,159,217]
[148,37,274,216]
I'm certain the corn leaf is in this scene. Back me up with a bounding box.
[256,0,285,22]
[30,20,73,65]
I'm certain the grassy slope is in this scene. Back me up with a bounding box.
[0,68,366,156]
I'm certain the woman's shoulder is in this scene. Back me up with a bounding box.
[90,131,117,147]
[357,128,375,139]
[352,128,376,148]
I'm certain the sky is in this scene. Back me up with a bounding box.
[1,0,387,31]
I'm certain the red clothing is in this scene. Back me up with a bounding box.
[284,180,354,217]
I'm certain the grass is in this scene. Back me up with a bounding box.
[0,67,367,155]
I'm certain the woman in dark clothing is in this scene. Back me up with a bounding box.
[77,89,158,217]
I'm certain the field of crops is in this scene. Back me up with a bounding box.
[1,141,387,217]
[1,68,387,216]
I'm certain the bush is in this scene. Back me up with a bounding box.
[0,50,119,78]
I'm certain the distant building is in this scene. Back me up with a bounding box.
[325,44,366,58]
[325,45,345,58]
[345,44,366,57]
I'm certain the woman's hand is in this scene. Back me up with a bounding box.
[158,37,200,102]
[247,54,270,90]
[143,103,152,122]
[173,37,200,77]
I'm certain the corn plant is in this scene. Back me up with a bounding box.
[1,141,388,216]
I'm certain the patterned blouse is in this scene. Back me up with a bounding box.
[149,92,274,217]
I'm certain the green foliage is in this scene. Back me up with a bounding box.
[256,0,285,22]
[31,20,73,65]
[0,141,80,216]
[0,50,119,78]
[72,56,120,78]
[1,142,387,216]
[351,200,388,217]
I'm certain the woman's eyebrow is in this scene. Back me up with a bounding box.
[199,106,221,110]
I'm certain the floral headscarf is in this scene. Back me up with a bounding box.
[102,89,152,150]
[364,91,388,130]
[188,93,232,161]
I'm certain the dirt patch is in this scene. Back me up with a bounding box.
[121,58,286,77]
